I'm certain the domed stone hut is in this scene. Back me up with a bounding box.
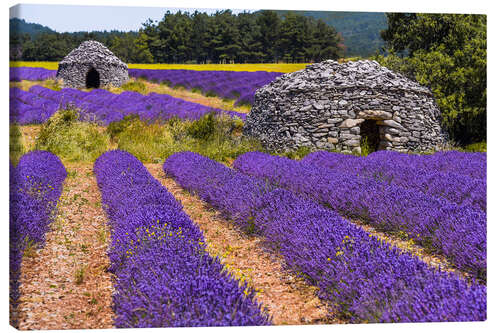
[244,60,446,153]
[56,40,128,89]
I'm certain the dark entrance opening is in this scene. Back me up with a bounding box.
[360,119,381,153]
[86,68,100,88]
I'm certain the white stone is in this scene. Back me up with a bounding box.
[358,110,392,120]
[339,119,365,128]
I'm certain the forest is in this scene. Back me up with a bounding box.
[10,10,344,64]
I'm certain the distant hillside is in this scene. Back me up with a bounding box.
[10,18,55,36]
[271,10,388,57]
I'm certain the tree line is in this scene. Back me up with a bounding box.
[10,10,345,64]
[376,13,486,145]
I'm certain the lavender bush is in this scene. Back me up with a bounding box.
[10,86,245,125]
[128,69,283,106]
[163,151,486,323]
[302,150,486,211]
[233,152,486,281]
[10,87,60,124]
[10,151,66,319]
[94,150,269,327]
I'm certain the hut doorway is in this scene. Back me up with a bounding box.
[86,68,100,88]
[360,119,381,152]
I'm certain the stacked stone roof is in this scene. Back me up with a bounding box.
[59,40,127,69]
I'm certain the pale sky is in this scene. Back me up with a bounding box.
[9,4,255,32]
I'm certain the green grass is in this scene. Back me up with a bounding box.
[35,108,112,162]
[279,146,314,160]
[42,79,62,91]
[10,124,25,166]
[360,137,375,156]
[120,80,148,94]
[463,142,486,152]
[111,113,261,164]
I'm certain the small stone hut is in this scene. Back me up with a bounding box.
[56,40,128,89]
[244,60,446,153]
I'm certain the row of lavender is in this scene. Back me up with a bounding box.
[163,151,486,322]
[10,151,67,322]
[233,152,486,281]
[305,150,486,182]
[129,69,283,106]
[10,86,245,125]
[10,67,56,82]
[94,150,269,327]
[302,150,486,211]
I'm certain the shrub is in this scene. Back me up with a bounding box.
[115,119,181,162]
[377,14,486,145]
[186,112,216,140]
[360,137,376,156]
[35,108,111,162]
[113,115,261,164]
[106,114,140,139]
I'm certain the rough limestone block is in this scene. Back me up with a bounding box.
[352,147,362,155]
[344,139,360,147]
[378,119,406,131]
[358,110,392,120]
[339,119,365,128]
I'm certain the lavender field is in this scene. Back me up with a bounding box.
[94,150,270,327]
[233,151,487,280]
[10,85,246,125]
[9,63,487,328]
[164,151,486,322]
[128,69,283,106]
[10,66,281,107]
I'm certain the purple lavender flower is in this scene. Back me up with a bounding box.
[128,69,283,106]
[10,151,66,321]
[10,67,57,82]
[164,151,486,323]
[94,150,270,327]
[11,85,246,125]
[303,150,486,210]
[233,151,486,281]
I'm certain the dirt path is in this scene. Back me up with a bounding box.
[18,124,41,152]
[16,162,114,330]
[146,164,342,326]
[348,218,473,282]
[131,79,252,113]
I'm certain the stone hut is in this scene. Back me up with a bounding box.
[244,60,446,154]
[56,40,128,89]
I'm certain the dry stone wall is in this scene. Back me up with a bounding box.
[56,40,129,88]
[244,60,446,153]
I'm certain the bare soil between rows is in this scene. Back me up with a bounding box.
[15,162,114,330]
[146,163,343,325]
